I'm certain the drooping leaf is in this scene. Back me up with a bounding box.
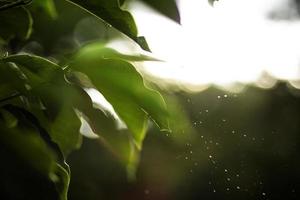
[141,0,180,23]
[1,54,82,156]
[65,0,150,51]
[0,110,56,178]
[0,106,70,200]
[0,6,33,42]
[60,84,140,177]
[74,42,161,61]
[54,163,70,200]
[69,50,169,148]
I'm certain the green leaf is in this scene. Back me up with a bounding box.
[0,106,70,200]
[0,6,33,42]
[0,111,57,178]
[54,163,70,200]
[119,0,126,6]
[62,85,141,177]
[31,0,58,19]
[74,42,161,61]
[65,0,150,51]
[141,0,180,23]
[208,0,219,6]
[70,50,169,148]
[1,54,82,156]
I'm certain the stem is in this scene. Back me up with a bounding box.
[0,0,32,12]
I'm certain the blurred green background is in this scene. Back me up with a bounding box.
[68,82,300,200]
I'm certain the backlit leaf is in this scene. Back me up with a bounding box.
[65,0,150,51]
[70,50,169,148]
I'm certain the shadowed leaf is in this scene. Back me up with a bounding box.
[0,6,33,42]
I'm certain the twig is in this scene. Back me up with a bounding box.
[0,0,32,12]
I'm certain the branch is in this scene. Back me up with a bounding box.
[0,0,32,11]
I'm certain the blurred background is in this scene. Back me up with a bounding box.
[65,0,300,200]
[4,0,299,199]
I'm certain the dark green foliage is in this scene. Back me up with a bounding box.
[0,0,179,199]
[0,6,32,43]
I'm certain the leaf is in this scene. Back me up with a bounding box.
[65,0,150,51]
[0,110,57,178]
[54,163,70,200]
[74,42,161,61]
[0,106,71,200]
[141,0,180,23]
[1,54,82,156]
[0,62,28,95]
[119,0,126,6]
[208,0,219,6]
[62,85,141,177]
[31,0,58,19]
[0,6,33,42]
[70,50,169,149]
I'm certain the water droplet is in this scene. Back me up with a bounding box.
[190,151,193,154]
[217,96,221,99]
[227,178,231,181]
[226,188,230,191]
[209,155,213,159]
[185,156,188,160]
[262,192,266,196]
[213,189,216,193]
[232,130,235,134]
[194,162,198,166]
[236,186,240,190]
[225,169,228,173]
[224,94,228,98]
[201,135,204,139]
[243,134,247,137]
[236,174,240,177]
[205,109,209,113]
[216,142,219,146]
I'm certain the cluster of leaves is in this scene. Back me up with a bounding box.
[0,0,184,199]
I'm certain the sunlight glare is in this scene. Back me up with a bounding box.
[130,0,300,88]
